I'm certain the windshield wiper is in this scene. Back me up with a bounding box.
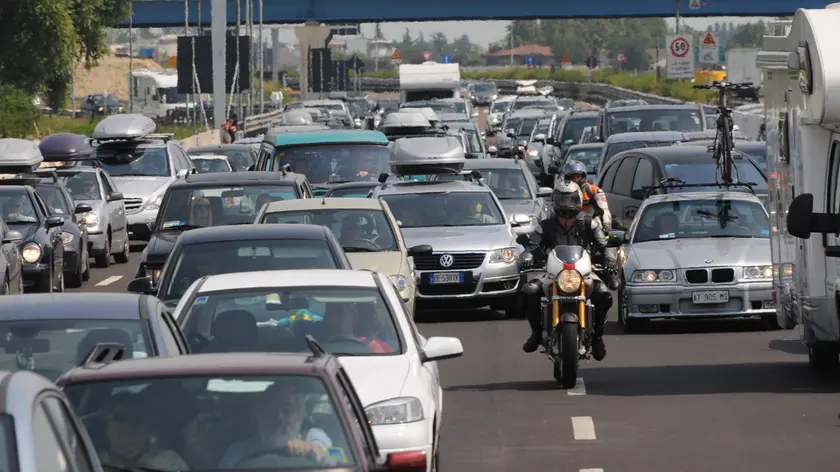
[329,352,359,356]
[159,224,203,231]
[102,463,172,472]
[343,246,379,252]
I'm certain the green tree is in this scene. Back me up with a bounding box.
[0,85,39,138]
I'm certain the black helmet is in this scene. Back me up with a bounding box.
[562,160,587,181]
[552,180,582,218]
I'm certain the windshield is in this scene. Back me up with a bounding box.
[633,199,770,243]
[471,83,497,93]
[0,319,150,381]
[605,140,676,162]
[93,146,171,177]
[180,286,401,356]
[463,130,483,153]
[91,95,121,107]
[36,186,71,216]
[191,150,255,171]
[476,169,532,200]
[64,375,356,470]
[273,144,389,185]
[59,172,101,200]
[608,109,703,137]
[381,191,504,228]
[740,147,766,169]
[503,118,522,134]
[161,239,339,300]
[0,190,39,224]
[561,117,598,143]
[491,101,512,113]
[158,186,300,230]
[326,186,375,198]
[446,101,467,113]
[518,118,538,136]
[191,158,232,174]
[261,209,398,253]
[565,149,602,173]
[158,87,187,104]
[552,246,586,263]
[663,159,768,192]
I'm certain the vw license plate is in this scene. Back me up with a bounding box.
[430,272,464,285]
[692,291,729,304]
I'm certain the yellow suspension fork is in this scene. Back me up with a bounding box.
[551,281,560,328]
[579,282,587,329]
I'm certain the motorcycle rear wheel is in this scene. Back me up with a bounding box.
[560,322,579,389]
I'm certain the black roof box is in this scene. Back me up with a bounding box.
[0,138,44,174]
[39,133,92,162]
[389,136,465,175]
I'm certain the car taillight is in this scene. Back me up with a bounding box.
[385,450,426,471]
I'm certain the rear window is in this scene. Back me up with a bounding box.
[663,158,767,192]
[608,109,703,137]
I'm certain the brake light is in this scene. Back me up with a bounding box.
[385,450,427,470]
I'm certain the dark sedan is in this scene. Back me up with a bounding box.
[128,224,353,306]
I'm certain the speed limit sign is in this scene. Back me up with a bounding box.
[670,36,690,57]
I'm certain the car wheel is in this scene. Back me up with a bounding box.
[808,343,839,372]
[82,246,91,281]
[618,277,645,334]
[3,277,9,295]
[114,237,130,264]
[66,254,84,288]
[95,232,111,268]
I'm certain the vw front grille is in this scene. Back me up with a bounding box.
[414,252,487,271]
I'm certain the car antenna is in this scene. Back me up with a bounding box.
[304,335,326,358]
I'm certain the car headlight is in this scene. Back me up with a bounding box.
[492,94,498,100]
[21,243,41,263]
[528,149,539,157]
[743,265,772,280]
[557,269,582,293]
[631,270,676,283]
[389,274,407,292]
[489,247,519,264]
[143,193,164,212]
[62,232,75,245]
[83,212,100,227]
[365,397,423,425]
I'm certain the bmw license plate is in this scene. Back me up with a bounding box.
[692,291,729,304]
[430,272,464,285]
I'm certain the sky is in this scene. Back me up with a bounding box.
[269,17,764,47]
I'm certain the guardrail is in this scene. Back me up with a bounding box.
[241,109,283,137]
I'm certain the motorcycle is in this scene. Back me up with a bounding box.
[517,230,624,388]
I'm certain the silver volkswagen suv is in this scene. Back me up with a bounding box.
[371,136,527,315]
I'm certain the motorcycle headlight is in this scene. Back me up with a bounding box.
[489,247,519,264]
[143,193,164,212]
[631,270,676,283]
[557,269,582,293]
[62,232,75,245]
[388,274,407,292]
[83,212,100,227]
[365,397,424,425]
[743,265,772,280]
[21,243,41,263]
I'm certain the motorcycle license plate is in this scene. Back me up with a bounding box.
[692,291,729,304]
[430,272,464,285]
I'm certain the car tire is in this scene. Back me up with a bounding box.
[54,266,64,293]
[761,314,781,331]
[95,232,111,268]
[82,246,91,281]
[114,237,130,264]
[3,276,8,295]
[67,257,84,288]
[808,343,840,372]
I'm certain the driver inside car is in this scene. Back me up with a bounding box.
[338,217,374,248]
[218,382,333,468]
[448,196,495,226]
[323,303,394,353]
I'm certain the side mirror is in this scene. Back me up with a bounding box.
[546,137,555,145]
[516,233,531,245]
[787,193,840,238]
[533,133,546,143]
[510,213,531,226]
[607,230,626,247]
[107,192,124,202]
[126,277,156,295]
[408,244,433,257]
[74,203,93,214]
[177,169,189,179]
[537,187,552,197]
[487,146,498,155]
[45,216,64,228]
[564,139,575,146]
[2,230,22,244]
[420,337,463,363]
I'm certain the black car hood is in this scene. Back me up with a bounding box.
[145,231,182,265]
[9,223,40,242]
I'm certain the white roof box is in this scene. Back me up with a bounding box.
[389,136,465,175]
[0,139,44,173]
[279,110,314,125]
[93,114,156,140]
[381,112,432,129]
[402,107,441,126]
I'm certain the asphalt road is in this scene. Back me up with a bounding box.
[74,251,840,472]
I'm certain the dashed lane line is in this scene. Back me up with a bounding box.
[580,469,604,472]
[572,416,597,440]
[95,275,124,287]
[567,378,586,395]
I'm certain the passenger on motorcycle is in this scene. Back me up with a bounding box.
[521,180,612,360]
[561,160,620,291]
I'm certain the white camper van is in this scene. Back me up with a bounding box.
[130,69,190,123]
[759,4,840,369]
[398,62,461,102]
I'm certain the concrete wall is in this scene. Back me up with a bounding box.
[178,130,221,149]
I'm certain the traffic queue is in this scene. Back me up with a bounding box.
[0,78,773,472]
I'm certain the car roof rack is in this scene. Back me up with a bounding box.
[20,170,59,183]
[642,177,756,199]
[91,114,173,143]
[304,335,326,358]
[79,343,127,366]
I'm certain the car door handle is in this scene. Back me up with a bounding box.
[625,206,638,218]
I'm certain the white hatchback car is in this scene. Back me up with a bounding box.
[172,269,463,472]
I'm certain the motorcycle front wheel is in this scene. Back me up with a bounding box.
[559,322,579,389]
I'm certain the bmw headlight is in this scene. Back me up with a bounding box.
[489,247,519,264]
[62,232,75,245]
[557,269,582,293]
[743,265,772,280]
[365,397,423,425]
[83,212,100,227]
[631,270,676,283]
[143,193,164,212]
[21,243,41,263]
[389,274,407,292]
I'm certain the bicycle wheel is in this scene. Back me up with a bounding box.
[719,116,734,183]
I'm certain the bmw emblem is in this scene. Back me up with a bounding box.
[704,259,713,264]
[439,254,454,268]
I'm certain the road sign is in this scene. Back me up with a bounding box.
[689,0,702,9]
[616,52,627,63]
[666,35,694,79]
[347,54,365,73]
[700,33,720,64]
[391,49,402,62]
[525,55,536,66]
[561,53,571,64]
[586,56,598,69]
[423,51,432,61]
[441,55,452,64]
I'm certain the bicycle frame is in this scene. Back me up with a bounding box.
[693,81,754,187]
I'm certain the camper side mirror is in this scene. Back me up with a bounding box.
[786,193,840,238]
[127,277,156,295]
[107,192,124,202]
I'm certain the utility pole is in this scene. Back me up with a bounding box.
[509,22,514,66]
[675,0,681,34]
[211,0,226,129]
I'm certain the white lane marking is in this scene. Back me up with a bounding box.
[580,469,604,472]
[95,276,123,287]
[567,378,587,395]
[572,416,597,440]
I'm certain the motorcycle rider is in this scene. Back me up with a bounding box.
[561,160,620,291]
[521,180,613,361]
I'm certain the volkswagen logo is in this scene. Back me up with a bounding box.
[439,254,454,268]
